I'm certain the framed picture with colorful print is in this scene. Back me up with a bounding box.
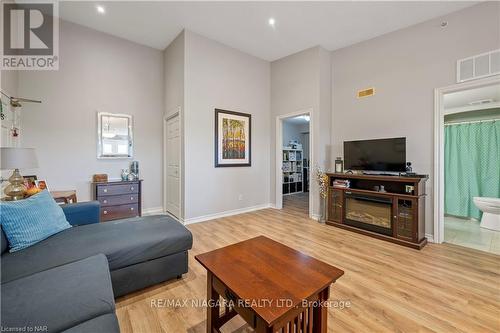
[215,109,251,167]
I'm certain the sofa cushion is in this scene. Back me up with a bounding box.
[0,190,71,252]
[1,254,115,333]
[61,314,120,333]
[1,215,193,283]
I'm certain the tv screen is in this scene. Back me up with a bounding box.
[344,137,406,172]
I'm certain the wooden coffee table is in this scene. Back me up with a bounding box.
[195,236,344,333]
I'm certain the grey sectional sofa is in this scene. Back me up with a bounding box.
[1,201,193,333]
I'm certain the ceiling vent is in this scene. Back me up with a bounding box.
[457,49,500,83]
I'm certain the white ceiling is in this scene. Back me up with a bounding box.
[444,84,500,109]
[59,1,478,61]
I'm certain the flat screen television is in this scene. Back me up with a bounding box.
[344,137,406,172]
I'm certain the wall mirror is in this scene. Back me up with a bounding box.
[97,112,133,159]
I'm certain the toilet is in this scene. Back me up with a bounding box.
[473,197,500,231]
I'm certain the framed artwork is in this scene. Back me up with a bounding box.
[35,180,49,191]
[215,109,251,167]
[23,175,37,189]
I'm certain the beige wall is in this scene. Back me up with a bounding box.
[330,2,500,236]
[17,21,164,210]
[183,30,271,220]
[271,46,331,216]
[163,31,186,217]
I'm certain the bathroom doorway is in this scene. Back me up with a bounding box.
[435,79,500,253]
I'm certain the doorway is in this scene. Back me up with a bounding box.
[164,111,181,219]
[434,77,500,253]
[276,110,312,217]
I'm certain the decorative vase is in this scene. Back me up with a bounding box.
[121,169,128,181]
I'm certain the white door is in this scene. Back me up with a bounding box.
[166,115,181,218]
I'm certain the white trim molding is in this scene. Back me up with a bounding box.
[184,204,272,225]
[425,233,435,243]
[433,75,500,244]
[275,108,314,219]
[142,207,164,216]
[311,214,321,222]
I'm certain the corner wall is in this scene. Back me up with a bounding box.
[163,31,186,218]
[183,30,271,221]
[271,46,331,217]
[330,2,500,236]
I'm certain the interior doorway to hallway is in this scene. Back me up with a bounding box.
[276,112,312,217]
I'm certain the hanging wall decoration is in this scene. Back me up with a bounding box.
[214,109,251,167]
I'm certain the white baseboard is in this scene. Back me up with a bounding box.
[184,203,272,225]
[142,206,164,216]
[425,233,435,243]
[311,214,321,221]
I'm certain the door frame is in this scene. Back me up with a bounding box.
[163,107,183,221]
[433,75,500,243]
[275,108,314,218]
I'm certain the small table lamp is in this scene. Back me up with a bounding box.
[1,147,38,200]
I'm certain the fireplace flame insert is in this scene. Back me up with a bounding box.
[344,192,393,236]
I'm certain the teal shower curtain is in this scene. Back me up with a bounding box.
[444,120,500,220]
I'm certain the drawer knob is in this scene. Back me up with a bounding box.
[103,210,108,215]
[130,207,134,211]
[130,197,134,200]
[103,200,107,204]
[103,188,108,193]
[130,187,134,191]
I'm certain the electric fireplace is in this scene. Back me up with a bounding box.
[344,192,393,236]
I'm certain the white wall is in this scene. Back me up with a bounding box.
[0,70,19,148]
[1,71,18,97]
[164,31,185,116]
[282,121,303,147]
[271,46,331,216]
[16,21,164,210]
[183,30,271,220]
[330,2,500,236]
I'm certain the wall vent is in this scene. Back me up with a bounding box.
[457,49,500,83]
[357,87,375,98]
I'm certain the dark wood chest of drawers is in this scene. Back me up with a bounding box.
[92,180,142,222]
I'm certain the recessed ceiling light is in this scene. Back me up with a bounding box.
[96,5,106,14]
[268,18,275,27]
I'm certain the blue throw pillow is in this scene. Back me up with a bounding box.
[0,190,71,252]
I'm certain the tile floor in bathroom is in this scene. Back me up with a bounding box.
[444,215,500,254]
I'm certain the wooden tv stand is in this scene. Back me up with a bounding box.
[326,173,428,249]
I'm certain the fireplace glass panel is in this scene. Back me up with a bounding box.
[345,196,392,229]
[397,199,414,240]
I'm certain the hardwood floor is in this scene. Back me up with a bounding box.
[116,201,500,333]
[283,192,309,216]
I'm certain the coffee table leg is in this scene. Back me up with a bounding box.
[206,271,220,333]
[313,286,329,333]
[255,317,272,333]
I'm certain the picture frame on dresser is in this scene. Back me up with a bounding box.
[92,180,142,222]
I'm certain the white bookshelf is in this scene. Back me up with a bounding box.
[282,148,303,195]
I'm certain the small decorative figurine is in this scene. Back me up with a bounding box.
[121,169,129,181]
